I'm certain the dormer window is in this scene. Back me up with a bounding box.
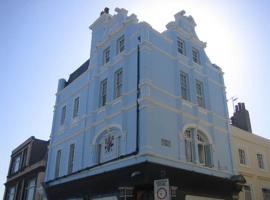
[117,35,125,54]
[103,47,110,64]
[192,47,200,64]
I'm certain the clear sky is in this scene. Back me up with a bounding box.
[1,0,270,197]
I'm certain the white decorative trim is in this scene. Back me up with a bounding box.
[180,124,213,144]
[111,97,123,105]
[92,125,123,145]
[139,96,229,134]
[140,81,227,122]
[182,99,193,108]
[198,107,208,115]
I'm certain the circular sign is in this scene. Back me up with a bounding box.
[157,187,167,199]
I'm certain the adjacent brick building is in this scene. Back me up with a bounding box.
[4,136,49,200]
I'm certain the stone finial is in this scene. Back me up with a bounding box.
[100,7,110,16]
[180,10,186,15]
[115,7,128,16]
[174,10,196,27]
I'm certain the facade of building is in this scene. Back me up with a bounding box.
[230,103,270,200]
[4,136,49,200]
[44,8,243,199]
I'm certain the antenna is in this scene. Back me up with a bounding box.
[228,96,238,112]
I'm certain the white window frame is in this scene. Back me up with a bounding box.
[73,97,80,119]
[114,68,123,99]
[55,149,61,178]
[192,47,200,64]
[256,152,268,171]
[60,105,66,126]
[103,47,110,64]
[183,128,213,167]
[119,187,134,199]
[262,188,270,200]
[99,79,107,107]
[243,184,253,200]
[96,128,122,164]
[68,143,75,174]
[257,153,265,169]
[177,37,185,55]
[184,129,194,162]
[196,80,205,108]
[117,35,125,54]
[238,148,247,166]
[180,71,190,101]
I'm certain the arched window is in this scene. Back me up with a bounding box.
[96,127,121,164]
[183,128,213,167]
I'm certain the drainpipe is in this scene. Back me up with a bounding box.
[136,36,141,153]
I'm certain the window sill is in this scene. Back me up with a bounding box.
[192,62,203,71]
[258,167,268,172]
[198,106,208,115]
[71,116,80,126]
[239,163,251,168]
[97,106,106,114]
[176,53,188,64]
[181,99,192,108]
[112,96,123,105]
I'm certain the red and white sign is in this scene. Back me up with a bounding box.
[154,179,170,200]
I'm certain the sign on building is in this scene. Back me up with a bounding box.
[154,179,170,200]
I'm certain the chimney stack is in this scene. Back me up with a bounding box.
[231,102,252,132]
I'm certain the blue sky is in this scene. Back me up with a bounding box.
[1,0,270,197]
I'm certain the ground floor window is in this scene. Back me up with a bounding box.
[243,185,252,200]
[262,188,270,200]
[119,187,133,200]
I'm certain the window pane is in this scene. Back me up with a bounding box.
[12,156,21,173]
[180,72,190,100]
[103,47,110,64]
[192,48,200,64]
[99,79,107,107]
[114,69,123,99]
[73,97,80,118]
[55,150,61,178]
[117,35,125,54]
[257,153,265,169]
[184,129,194,162]
[262,188,270,200]
[244,185,252,200]
[177,37,185,55]
[25,179,36,200]
[60,106,66,125]
[239,149,246,165]
[198,144,205,164]
[196,80,205,107]
[7,186,15,200]
[205,144,212,167]
[68,144,75,174]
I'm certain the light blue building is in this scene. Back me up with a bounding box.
[44,7,244,200]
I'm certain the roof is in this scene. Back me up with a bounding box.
[66,59,90,87]
[11,136,48,155]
